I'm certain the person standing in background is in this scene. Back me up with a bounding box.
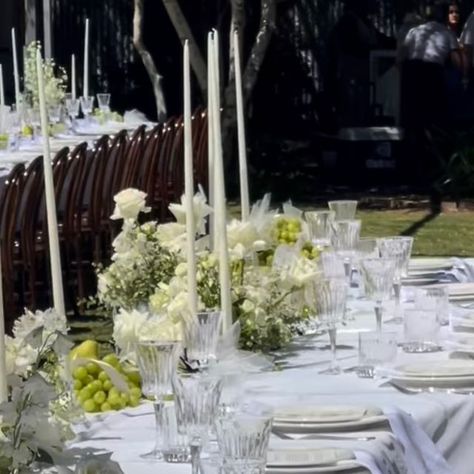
[447,1,462,36]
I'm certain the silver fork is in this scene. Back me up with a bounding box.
[387,380,474,395]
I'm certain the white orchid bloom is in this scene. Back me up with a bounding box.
[169,189,212,235]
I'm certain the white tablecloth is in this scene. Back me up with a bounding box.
[72,286,474,474]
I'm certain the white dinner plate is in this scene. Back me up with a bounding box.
[267,448,354,468]
[402,277,439,286]
[395,360,474,378]
[274,406,380,424]
[443,283,474,301]
[408,258,452,272]
[266,460,366,473]
[390,361,474,388]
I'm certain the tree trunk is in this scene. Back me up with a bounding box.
[222,0,277,169]
[133,0,167,122]
[162,0,207,97]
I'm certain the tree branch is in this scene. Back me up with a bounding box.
[133,0,167,121]
[243,0,276,102]
[162,0,207,96]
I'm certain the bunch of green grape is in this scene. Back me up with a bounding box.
[301,241,320,260]
[275,218,302,245]
[72,354,142,413]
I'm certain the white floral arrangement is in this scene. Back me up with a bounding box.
[0,308,92,471]
[96,188,322,354]
[23,41,67,110]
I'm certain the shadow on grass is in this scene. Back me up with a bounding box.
[400,209,440,237]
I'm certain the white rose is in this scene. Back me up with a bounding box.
[111,188,150,221]
[113,308,149,354]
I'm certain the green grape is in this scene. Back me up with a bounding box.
[102,354,120,367]
[129,386,142,398]
[86,362,100,376]
[109,387,120,398]
[84,374,94,385]
[129,396,140,407]
[126,371,141,385]
[100,402,112,412]
[72,366,88,381]
[120,392,130,404]
[85,382,99,395]
[103,380,113,392]
[92,380,103,391]
[82,399,97,413]
[73,379,83,391]
[93,390,107,405]
[108,394,122,410]
[98,371,109,383]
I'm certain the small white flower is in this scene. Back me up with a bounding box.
[169,190,212,235]
[111,188,150,221]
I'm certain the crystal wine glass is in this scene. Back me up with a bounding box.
[304,210,335,250]
[328,200,358,221]
[331,219,361,280]
[97,93,111,112]
[377,236,414,324]
[359,257,397,333]
[173,373,223,474]
[312,277,348,374]
[135,340,181,459]
[80,96,94,122]
[183,311,222,371]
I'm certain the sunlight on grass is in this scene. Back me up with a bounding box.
[359,211,474,257]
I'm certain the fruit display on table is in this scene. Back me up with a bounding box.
[70,340,142,413]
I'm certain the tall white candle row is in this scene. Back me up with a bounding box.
[233,30,250,222]
[71,54,77,101]
[36,49,66,318]
[207,33,215,249]
[11,28,21,109]
[183,41,198,315]
[0,65,4,108]
[210,32,233,332]
[83,18,90,99]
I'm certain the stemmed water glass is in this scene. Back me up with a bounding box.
[65,93,80,130]
[311,277,348,374]
[183,311,222,371]
[359,257,397,333]
[328,200,358,221]
[173,373,223,474]
[135,340,181,459]
[97,93,111,113]
[80,96,94,122]
[331,219,361,280]
[377,236,414,323]
[305,210,335,250]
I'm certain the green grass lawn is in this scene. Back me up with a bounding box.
[358,210,474,257]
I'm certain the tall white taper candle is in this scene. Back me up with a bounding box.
[0,65,4,107]
[207,32,215,249]
[183,40,198,315]
[211,32,232,332]
[233,31,250,222]
[36,49,66,317]
[71,54,76,101]
[11,28,21,109]
[83,19,90,98]
[0,251,8,402]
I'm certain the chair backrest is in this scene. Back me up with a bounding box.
[119,124,147,191]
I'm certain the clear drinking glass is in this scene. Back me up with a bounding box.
[414,287,449,326]
[215,403,273,474]
[403,309,441,353]
[65,93,80,120]
[312,277,348,374]
[305,210,335,250]
[331,219,361,279]
[48,104,61,124]
[359,257,397,333]
[328,200,358,220]
[319,251,346,279]
[358,331,398,378]
[80,96,94,118]
[173,373,223,474]
[377,236,414,324]
[97,93,111,112]
[183,311,222,370]
[135,340,181,459]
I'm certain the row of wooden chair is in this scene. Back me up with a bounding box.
[0,109,209,331]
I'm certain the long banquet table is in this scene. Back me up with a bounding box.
[72,259,474,474]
